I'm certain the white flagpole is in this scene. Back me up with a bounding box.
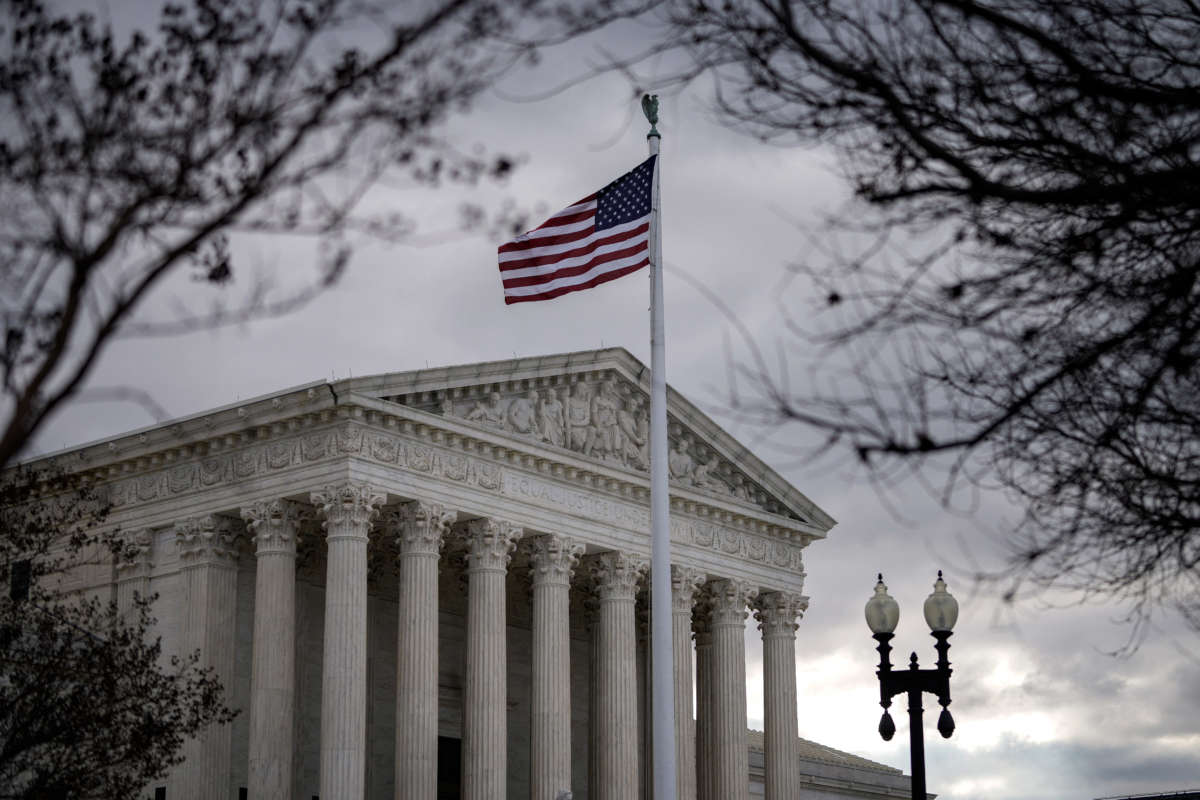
[644,95,677,800]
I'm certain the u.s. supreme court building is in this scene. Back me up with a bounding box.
[44,348,916,800]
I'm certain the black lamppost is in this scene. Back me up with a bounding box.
[864,572,959,800]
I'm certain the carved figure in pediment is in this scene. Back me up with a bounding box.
[508,389,540,437]
[566,382,592,451]
[617,396,648,470]
[634,398,650,468]
[466,391,507,430]
[669,433,696,483]
[539,388,566,448]
[693,453,729,494]
[588,379,621,460]
[440,394,456,417]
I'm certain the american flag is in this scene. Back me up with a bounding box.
[498,155,656,304]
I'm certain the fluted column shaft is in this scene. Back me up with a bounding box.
[755,592,808,800]
[708,579,757,800]
[175,516,240,800]
[692,617,713,800]
[589,552,647,800]
[312,483,385,800]
[114,528,153,616]
[390,501,456,800]
[242,499,304,800]
[529,535,583,800]
[462,518,520,800]
[672,567,705,800]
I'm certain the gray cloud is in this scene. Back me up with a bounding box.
[27,15,1200,800]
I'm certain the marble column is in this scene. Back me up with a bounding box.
[528,534,583,800]
[241,499,305,800]
[672,567,706,800]
[311,482,385,800]
[754,591,808,800]
[461,518,521,800]
[708,579,758,800]
[114,527,153,616]
[588,551,648,800]
[389,500,456,800]
[692,608,713,800]
[174,515,241,800]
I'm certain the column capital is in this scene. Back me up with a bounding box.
[386,500,457,557]
[671,565,707,613]
[527,534,584,587]
[706,578,758,626]
[754,591,809,639]
[310,482,385,537]
[461,517,521,572]
[587,551,647,602]
[241,498,308,556]
[115,527,154,580]
[175,515,240,566]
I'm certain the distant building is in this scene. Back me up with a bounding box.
[748,731,921,799]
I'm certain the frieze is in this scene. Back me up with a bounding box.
[302,432,331,461]
[137,473,161,501]
[409,444,433,472]
[233,449,257,478]
[473,460,501,490]
[90,417,808,575]
[266,440,295,469]
[440,452,469,482]
[336,426,362,454]
[368,433,402,464]
[200,456,226,485]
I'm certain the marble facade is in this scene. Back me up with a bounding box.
[32,349,841,800]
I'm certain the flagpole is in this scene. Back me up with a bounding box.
[644,94,677,800]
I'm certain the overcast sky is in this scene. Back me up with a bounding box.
[29,9,1200,800]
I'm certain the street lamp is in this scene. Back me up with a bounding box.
[864,572,958,800]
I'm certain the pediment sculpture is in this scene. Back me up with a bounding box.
[391,371,787,517]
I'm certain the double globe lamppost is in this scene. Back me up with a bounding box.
[864,572,959,800]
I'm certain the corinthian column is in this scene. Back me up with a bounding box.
[114,528,153,616]
[754,591,808,800]
[528,534,584,800]
[672,567,706,800]
[241,499,305,800]
[387,501,456,800]
[588,551,648,800]
[461,518,521,800]
[174,515,241,800]
[311,482,385,800]
[708,579,758,800]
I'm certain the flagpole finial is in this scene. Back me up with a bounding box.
[641,94,660,139]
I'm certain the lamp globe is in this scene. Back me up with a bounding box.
[865,573,900,634]
[923,570,959,633]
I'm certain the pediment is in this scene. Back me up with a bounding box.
[350,348,833,532]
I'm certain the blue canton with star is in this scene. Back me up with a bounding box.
[595,155,656,232]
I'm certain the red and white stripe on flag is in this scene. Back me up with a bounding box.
[498,155,656,304]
